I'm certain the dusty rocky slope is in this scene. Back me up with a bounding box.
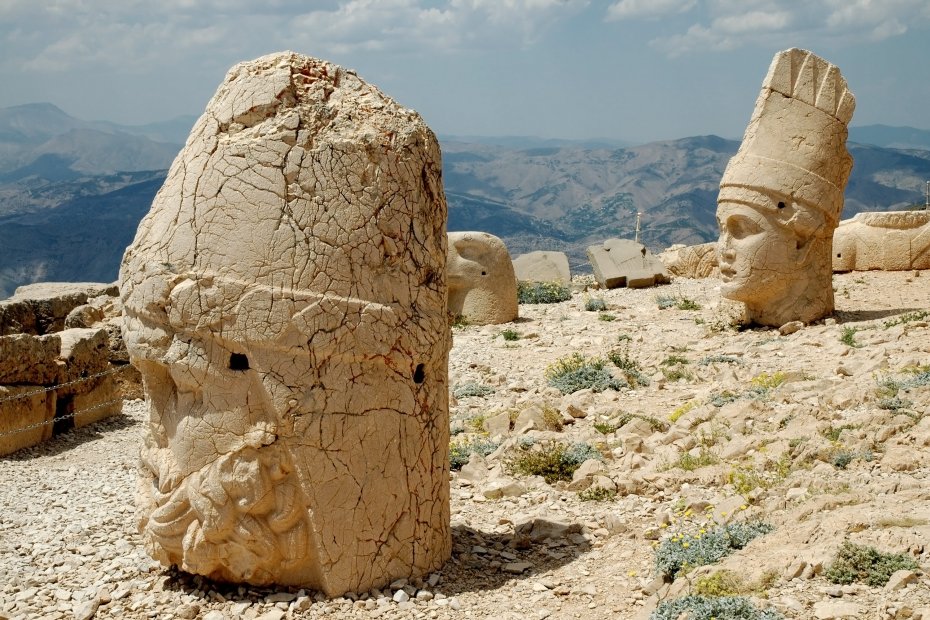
[1,270,929,620]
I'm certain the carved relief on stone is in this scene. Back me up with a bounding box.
[716,48,855,326]
[833,210,930,271]
[447,231,519,325]
[119,52,450,596]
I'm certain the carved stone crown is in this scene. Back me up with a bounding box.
[720,48,856,228]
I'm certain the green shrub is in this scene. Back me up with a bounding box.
[676,298,701,311]
[654,521,773,579]
[578,486,616,502]
[650,595,783,620]
[669,400,697,423]
[500,329,520,341]
[831,449,855,469]
[598,313,617,322]
[840,326,859,347]
[699,355,743,366]
[692,570,745,597]
[825,541,919,587]
[452,382,495,399]
[607,346,650,388]
[449,438,499,470]
[545,353,625,395]
[821,424,856,442]
[517,281,572,304]
[655,294,677,309]
[661,354,690,367]
[451,314,469,328]
[585,297,608,311]
[883,310,930,329]
[710,390,740,408]
[673,447,718,471]
[505,441,601,483]
[593,421,618,435]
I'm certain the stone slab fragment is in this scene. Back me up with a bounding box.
[1,282,118,336]
[586,238,670,289]
[512,251,571,284]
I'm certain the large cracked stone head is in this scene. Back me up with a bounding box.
[716,48,854,326]
[119,52,450,596]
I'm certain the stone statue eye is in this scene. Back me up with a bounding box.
[727,215,761,240]
[229,353,250,371]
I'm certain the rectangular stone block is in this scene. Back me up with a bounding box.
[56,328,110,384]
[71,375,122,428]
[0,333,62,384]
[0,386,55,456]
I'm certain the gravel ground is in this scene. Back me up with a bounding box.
[2,270,930,620]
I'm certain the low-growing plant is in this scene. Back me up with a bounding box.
[831,449,855,470]
[655,294,677,309]
[545,353,625,394]
[750,371,786,390]
[821,423,857,443]
[466,414,488,434]
[669,400,698,423]
[453,382,495,399]
[699,354,743,366]
[542,405,564,432]
[650,595,784,620]
[662,366,692,382]
[692,570,746,597]
[449,438,499,470]
[585,296,608,311]
[673,447,718,472]
[879,396,913,411]
[598,312,617,322]
[593,420,618,435]
[578,486,616,502]
[517,281,572,304]
[825,540,919,587]
[676,297,701,311]
[500,328,520,341]
[726,458,790,495]
[661,354,690,367]
[883,310,930,329]
[839,326,860,347]
[614,411,667,432]
[607,345,650,388]
[451,314,469,329]
[710,390,740,408]
[654,521,774,579]
[505,440,602,483]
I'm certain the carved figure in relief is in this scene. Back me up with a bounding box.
[716,48,855,326]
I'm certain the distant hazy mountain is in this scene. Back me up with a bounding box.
[1,103,929,297]
[850,124,930,151]
[0,103,184,176]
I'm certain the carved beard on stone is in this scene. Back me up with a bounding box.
[122,262,450,593]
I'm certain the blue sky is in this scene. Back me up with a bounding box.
[2,0,929,143]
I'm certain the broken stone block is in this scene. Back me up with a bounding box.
[0,333,62,384]
[512,251,571,284]
[0,386,56,457]
[658,243,718,279]
[586,238,670,289]
[448,231,519,325]
[119,51,450,596]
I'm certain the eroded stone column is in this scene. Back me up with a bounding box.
[716,48,855,326]
[119,52,450,596]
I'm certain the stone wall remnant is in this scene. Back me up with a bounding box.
[448,231,519,325]
[716,48,855,327]
[586,238,670,289]
[833,210,930,272]
[512,251,571,284]
[119,52,450,596]
[0,283,125,456]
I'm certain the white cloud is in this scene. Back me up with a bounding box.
[605,0,696,21]
[609,0,930,57]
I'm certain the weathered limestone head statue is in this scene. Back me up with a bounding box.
[447,231,518,325]
[119,52,450,596]
[717,48,855,326]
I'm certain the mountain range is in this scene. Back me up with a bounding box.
[1,103,929,298]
